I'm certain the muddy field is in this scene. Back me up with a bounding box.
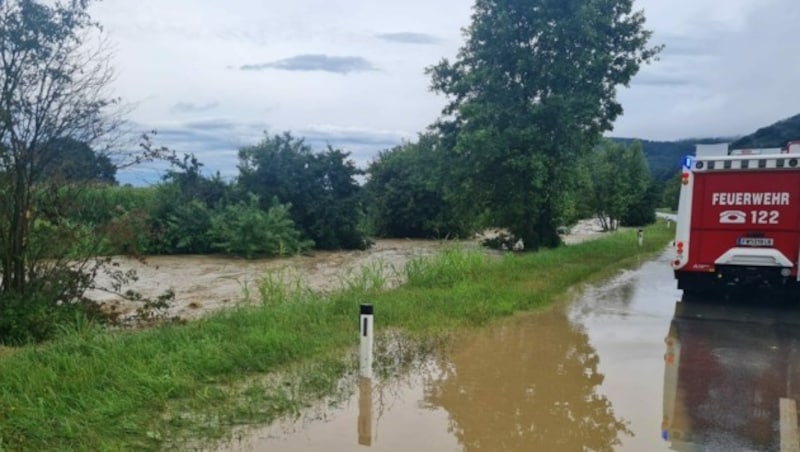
[86,219,607,321]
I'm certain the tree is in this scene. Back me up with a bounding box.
[585,140,653,230]
[365,133,474,238]
[427,0,661,250]
[0,0,120,293]
[0,1,165,342]
[238,132,369,250]
[661,171,681,211]
[620,141,657,226]
[148,154,230,254]
[40,137,117,184]
[730,113,800,150]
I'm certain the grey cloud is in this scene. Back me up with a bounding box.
[240,54,377,74]
[154,126,252,155]
[631,73,693,87]
[655,35,717,58]
[300,130,402,148]
[118,121,407,185]
[376,32,441,45]
[298,128,408,167]
[660,43,712,58]
[183,118,240,131]
[170,101,220,114]
[117,123,249,186]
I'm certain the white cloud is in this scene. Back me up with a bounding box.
[93,0,800,181]
[614,0,800,140]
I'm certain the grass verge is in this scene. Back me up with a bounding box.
[0,222,674,450]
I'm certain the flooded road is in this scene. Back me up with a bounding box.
[219,249,800,451]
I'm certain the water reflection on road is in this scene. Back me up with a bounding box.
[424,308,630,451]
[221,250,800,451]
[662,300,800,451]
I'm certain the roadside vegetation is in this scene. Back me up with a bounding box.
[0,221,674,450]
[0,0,673,448]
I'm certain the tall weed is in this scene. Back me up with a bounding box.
[257,269,312,306]
[405,247,488,288]
[338,259,397,294]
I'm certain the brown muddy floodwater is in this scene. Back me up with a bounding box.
[85,239,468,321]
[86,220,606,322]
[217,249,800,452]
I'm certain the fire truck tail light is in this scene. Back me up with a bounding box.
[672,259,681,267]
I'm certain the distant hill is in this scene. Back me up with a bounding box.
[611,112,800,181]
[729,113,800,149]
[610,137,730,181]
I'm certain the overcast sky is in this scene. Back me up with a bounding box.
[89,0,800,184]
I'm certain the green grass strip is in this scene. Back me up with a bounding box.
[0,222,674,451]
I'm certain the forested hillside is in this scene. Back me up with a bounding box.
[620,113,800,181]
[611,137,730,181]
[730,113,800,149]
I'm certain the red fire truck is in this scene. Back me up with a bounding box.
[673,141,800,295]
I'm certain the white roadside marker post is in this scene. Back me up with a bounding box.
[359,304,374,379]
[358,304,374,446]
[638,229,644,247]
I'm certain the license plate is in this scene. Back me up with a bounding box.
[737,237,774,247]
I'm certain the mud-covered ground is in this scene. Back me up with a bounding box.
[86,219,607,321]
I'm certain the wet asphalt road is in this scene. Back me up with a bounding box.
[223,248,800,451]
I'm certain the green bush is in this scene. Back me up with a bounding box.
[97,206,154,255]
[208,195,313,258]
[0,289,94,345]
[150,193,214,254]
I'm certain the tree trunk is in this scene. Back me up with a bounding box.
[536,202,562,249]
[517,216,539,252]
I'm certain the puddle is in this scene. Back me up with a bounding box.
[212,249,800,451]
[218,308,630,451]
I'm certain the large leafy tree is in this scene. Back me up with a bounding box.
[238,132,369,250]
[365,133,473,238]
[427,0,661,250]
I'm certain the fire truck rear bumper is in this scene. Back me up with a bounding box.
[676,265,796,295]
[714,247,793,268]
